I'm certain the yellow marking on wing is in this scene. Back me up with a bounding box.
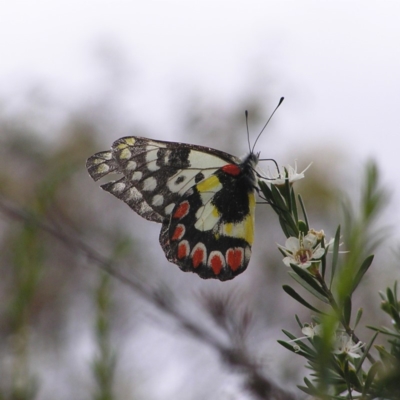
[124,137,136,146]
[196,175,222,193]
[97,164,110,174]
[116,142,128,150]
[220,193,256,244]
[119,148,132,159]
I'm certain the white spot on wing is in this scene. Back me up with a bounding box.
[195,202,220,231]
[146,146,160,171]
[187,151,231,168]
[127,187,142,201]
[164,150,171,165]
[152,194,164,206]
[142,177,157,191]
[139,200,154,215]
[164,203,175,215]
[131,171,142,181]
[113,182,126,192]
[127,161,137,170]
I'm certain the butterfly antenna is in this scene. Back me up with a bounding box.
[251,97,284,153]
[245,110,251,153]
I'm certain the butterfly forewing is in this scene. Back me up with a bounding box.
[86,137,239,222]
[86,136,258,281]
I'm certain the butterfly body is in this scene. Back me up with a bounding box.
[86,136,259,281]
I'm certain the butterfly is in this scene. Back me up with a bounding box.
[86,100,283,281]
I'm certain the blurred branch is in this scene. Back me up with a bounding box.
[0,196,295,400]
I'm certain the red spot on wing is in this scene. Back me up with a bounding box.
[173,201,190,219]
[192,246,205,268]
[221,164,241,176]
[177,241,189,259]
[209,253,224,275]
[171,224,185,241]
[226,248,244,271]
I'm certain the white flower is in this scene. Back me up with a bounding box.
[333,333,364,358]
[287,323,322,349]
[278,232,325,269]
[301,323,323,338]
[266,161,312,185]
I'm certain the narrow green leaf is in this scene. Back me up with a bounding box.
[354,308,363,329]
[352,255,374,293]
[290,185,298,221]
[345,367,362,392]
[378,290,386,301]
[389,304,400,327]
[288,272,329,303]
[297,385,316,396]
[367,326,400,338]
[362,361,382,396]
[257,180,271,199]
[281,329,297,340]
[387,287,395,305]
[290,264,328,298]
[282,285,323,313]
[375,345,397,365]
[320,236,327,279]
[271,183,287,209]
[356,331,379,373]
[297,194,309,232]
[329,225,341,289]
[343,295,352,326]
[295,314,303,329]
[281,330,317,357]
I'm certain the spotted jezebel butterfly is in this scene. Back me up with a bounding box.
[86,99,283,281]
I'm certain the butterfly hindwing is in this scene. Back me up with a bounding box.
[86,136,258,281]
[160,164,256,280]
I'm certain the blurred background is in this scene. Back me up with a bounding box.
[0,1,399,399]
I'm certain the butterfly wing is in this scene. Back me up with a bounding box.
[86,136,240,223]
[86,136,256,281]
[160,161,257,281]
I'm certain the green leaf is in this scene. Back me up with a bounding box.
[387,287,395,305]
[290,184,298,221]
[345,366,362,391]
[329,225,341,289]
[343,295,352,326]
[352,255,374,293]
[297,385,316,396]
[281,330,317,358]
[362,361,382,396]
[295,314,303,329]
[354,308,363,329]
[389,303,400,327]
[277,339,297,353]
[297,195,309,232]
[375,345,397,366]
[288,271,329,303]
[356,331,378,373]
[290,264,328,298]
[270,183,287,210]
[282,285,323,313]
